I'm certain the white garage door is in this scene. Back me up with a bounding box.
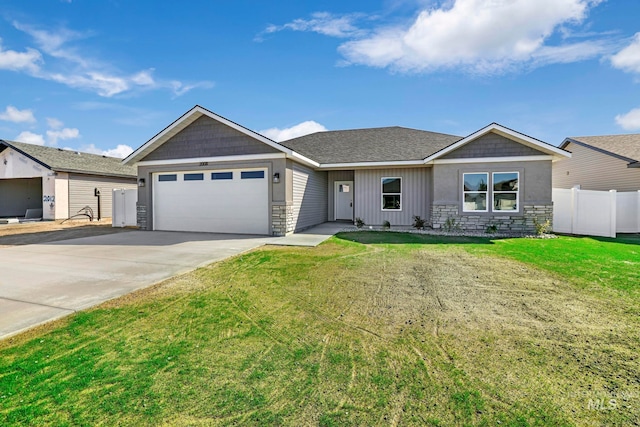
[153,168,269,235]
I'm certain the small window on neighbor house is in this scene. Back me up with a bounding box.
[463,173,488,212]
[158,174,177,182]
[184,173,204,181]
[211,172,233,180]
[493,172,519,211]
[241,171,265,179]
[381,177,401,210]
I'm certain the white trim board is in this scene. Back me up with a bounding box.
[432,155,552,164]
[136,153,286,167]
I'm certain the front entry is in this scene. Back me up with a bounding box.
[335,181,353,221]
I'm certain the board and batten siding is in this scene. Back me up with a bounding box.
[354,168,429,226]
[328,170,355,221]
[292,163,328,231]
[68,174,137,219]
[552,142,640,191]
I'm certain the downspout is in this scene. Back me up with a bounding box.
[94,188,101,221]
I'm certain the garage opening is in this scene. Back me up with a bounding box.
[152,168,269,235]
[0,178,42,217]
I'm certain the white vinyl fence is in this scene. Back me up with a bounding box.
[552,188,640,237]
[112,188,138,227]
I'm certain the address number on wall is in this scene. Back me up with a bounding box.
[43,195,55,202]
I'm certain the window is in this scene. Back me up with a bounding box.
[158,174,177,182]
[463,173,488,212]
[184,173,204,181]
[493,172,519,211]
[241,171,265,179]
[381,177,401,210]
[211,172,233,180]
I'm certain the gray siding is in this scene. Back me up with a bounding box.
[441,132,544,159]
[328,170,355,221]
[292,163,328,231]
[354,168,429,226]
[141,116,280,162]
[432,160,552,214]
[68,174,137,219]
[552,142,640,191]
[0,178,42,216]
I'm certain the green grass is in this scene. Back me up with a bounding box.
[0,233,638,426]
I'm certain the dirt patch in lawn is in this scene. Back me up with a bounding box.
[0,219,133,247]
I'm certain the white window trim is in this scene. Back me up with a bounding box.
[492,171,519,212]
[381,177,402,211]
[462,172,489,213]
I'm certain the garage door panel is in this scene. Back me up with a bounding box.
[153,169,269,235]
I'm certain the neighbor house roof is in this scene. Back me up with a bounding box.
[0,140,137,178]
[562,134,640,167]
[280,126,462,164]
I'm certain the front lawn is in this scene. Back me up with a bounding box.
[1,234,638,426]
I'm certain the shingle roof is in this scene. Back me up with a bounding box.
[280,126,462,164]
[0,140,137,178]
[568,134,640,164]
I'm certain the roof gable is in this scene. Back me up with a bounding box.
[426,123,570,162]
[124,105,295,165]
[0,140,136,178]
[562,135,640,165]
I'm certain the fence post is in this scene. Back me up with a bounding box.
[609,190,617,238]
[571,187,579,234]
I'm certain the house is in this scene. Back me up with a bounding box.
[0,140,137,220]
[552,134,640,191]
[123,105,570,235]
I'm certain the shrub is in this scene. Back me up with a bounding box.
[443,217,462,232]
[382,220,391,230]
[355,217,365,228]
[412,215,426,230]
[533,218,552,235]
[485,224,498,234]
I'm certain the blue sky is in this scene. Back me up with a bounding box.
[1,0,640,157]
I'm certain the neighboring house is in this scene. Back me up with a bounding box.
[0,140,137,220]
[553,134,640,191]
[123,105,570,235]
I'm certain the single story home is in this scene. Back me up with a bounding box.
[0,140,137,220]
[123,105,570,235]
[552,134,640,191]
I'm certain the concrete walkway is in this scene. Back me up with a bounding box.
[0,223,346,340]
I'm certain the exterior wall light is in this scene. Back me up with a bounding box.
[138,178,146,187]
[273,172,280,183]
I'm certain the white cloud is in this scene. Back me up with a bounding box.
[46,117,64,129]
[0,106,36,123]
[258,12,366,41]
[332,0,607,74]
[611,33,640,74]
[259,121,327,142]
[15,131,45,145]
[0,39,41,72]
[46,127,80,145]
[615,108,640,131]
[80,143,134,158]
[5,22,212,97]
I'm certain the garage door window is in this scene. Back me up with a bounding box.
[212,172,233,180]
[184,173,204,181]
[241,171,265,179]
[158,174,177,182]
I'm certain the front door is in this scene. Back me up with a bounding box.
[335,181,353,221]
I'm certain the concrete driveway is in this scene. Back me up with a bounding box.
[0,230,272,339]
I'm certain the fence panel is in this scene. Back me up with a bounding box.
[617,191,640,233]
[551,188,573,234]
[573,190,616,237]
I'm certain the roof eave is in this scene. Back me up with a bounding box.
[564,137,638,164]
[0,139,53,170]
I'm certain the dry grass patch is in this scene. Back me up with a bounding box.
[0,236,638,426]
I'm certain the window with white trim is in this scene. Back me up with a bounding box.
[493,172,519,211]
[463,173,488,212]
[381,177,401,210]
